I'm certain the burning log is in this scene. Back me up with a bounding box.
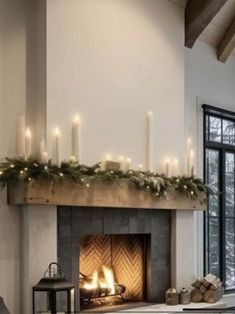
[79,266,126,306]
[190,274,222,303]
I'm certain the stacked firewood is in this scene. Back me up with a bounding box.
[191,274,222,303]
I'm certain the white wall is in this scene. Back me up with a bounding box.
[21,206,57,314]
[47,0,185,172]
[46,0,201,294]
[185,42,235,279]
[185,41,235,153]
[3,1,235,311]
[0,0,26,313]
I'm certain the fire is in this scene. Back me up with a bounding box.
[83,271,98,290]
[83,266,115,295]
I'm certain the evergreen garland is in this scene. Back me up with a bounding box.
[0,157,208,202]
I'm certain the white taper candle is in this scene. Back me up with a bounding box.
[146,111,154,172]
[164,158,171,177]
[71,115,80,163]
[172,158,179,177]
[189,149,195,176]
[41,152,49,163]
[25,128,32,159]
[138,164,144,171]
[16,115,26,157]
[125,158,132,171]
[53,127,60,166]
[186,137,192,175]
[119,156,125,171]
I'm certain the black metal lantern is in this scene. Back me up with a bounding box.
[32,262,75,314]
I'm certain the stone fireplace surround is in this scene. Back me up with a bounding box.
[57,206,171,311]
[19,204,197,314]
[14,181,204,314]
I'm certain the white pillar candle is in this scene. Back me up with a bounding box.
[41,152,49,163]
[71,115,80,163]
[25,128,32,159]
[164,158,171,177]
[119,156,125,171]
[69,155,77,163]
[138,164,144,171]
[146,111,154,172]
[189,149,195,176]
[16,115,26,157]
[53,127,60,166]
[40,138,46,154]
[125,158,132,171]
[172,158,179,177]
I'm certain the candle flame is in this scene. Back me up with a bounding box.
[25,128,32,138]
[174,158,179,164]
[105,154,111,161]
[69,155,77,163]
[54,127,60,137]
[187,137,192,146]
[73,115,80,124]
[190,149,194,157]
[147,111,153,117]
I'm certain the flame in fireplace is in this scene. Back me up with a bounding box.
[83,266,115,295]
[103,266,115,294]
[83,271,99,290]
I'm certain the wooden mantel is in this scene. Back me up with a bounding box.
[8,179,206,211]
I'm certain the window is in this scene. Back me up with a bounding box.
[204,104,235,292]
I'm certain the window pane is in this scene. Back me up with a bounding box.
[209,116,221,142]
[206,149,219,216]
[223,120,235,145]
[225,153,235,217]
[205,114,209,142]
[225,218,235,290]
[208,218,220,278]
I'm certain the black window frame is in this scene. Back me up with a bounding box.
[203,104,235,293]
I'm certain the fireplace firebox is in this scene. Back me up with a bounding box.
[79,234,149,308]
[58,207,171,311]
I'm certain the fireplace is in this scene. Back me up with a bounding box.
[58,206,171,311]
[79,234,148,308]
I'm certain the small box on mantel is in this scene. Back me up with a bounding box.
[104,160,121,171]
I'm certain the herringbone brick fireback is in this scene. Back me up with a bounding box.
[80,234,144,300]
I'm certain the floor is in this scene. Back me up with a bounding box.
[81,299,227,313]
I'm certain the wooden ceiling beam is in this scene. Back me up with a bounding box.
[185,0,228,49]
[217,16,235,62]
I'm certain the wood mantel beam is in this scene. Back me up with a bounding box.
[217,16,235,62]
[8,179,206,211]
[185,0,228,48]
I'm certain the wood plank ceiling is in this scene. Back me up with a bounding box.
[169,0,235,62]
